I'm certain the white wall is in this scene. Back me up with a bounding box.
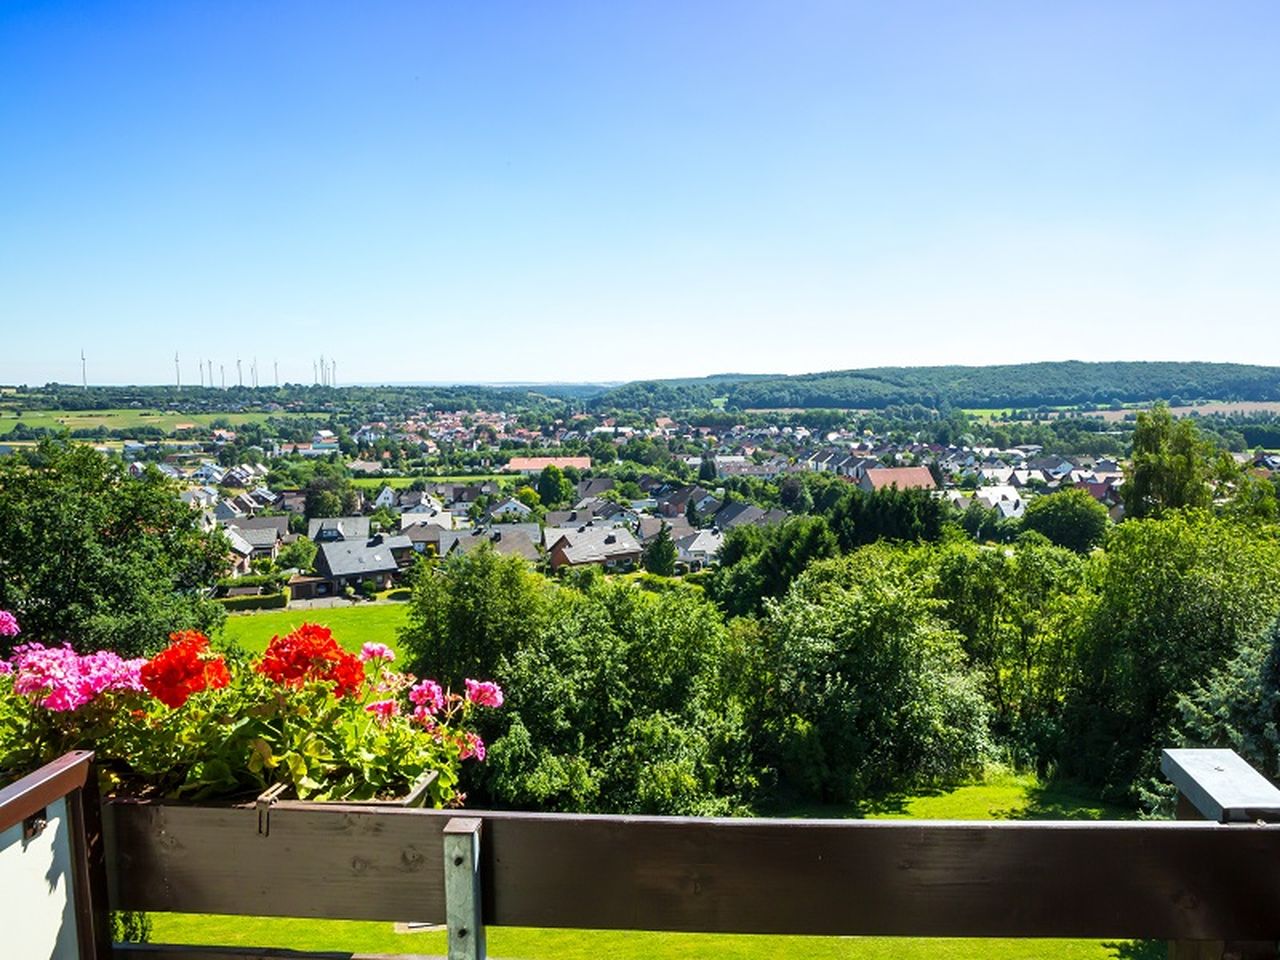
[0,796,81,959]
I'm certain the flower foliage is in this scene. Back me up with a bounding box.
[140,632,229,709]
[0,620,500,807]
[257,623,364,698]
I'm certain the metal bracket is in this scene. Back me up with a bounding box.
[22,807,47,842]
[255,783,289,837]
[443,817,485,960]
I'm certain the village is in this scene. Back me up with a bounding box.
[102,403,1280,607]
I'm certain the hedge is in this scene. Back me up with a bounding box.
[218,590,289,611]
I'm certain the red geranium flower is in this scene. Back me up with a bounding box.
[141,631,230,709]
[256,623,365,698]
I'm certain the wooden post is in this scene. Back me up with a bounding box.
[443,817,485,960]
[1162,750,1280,960]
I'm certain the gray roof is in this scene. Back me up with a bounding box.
[442,528,540,562]
[222,515,289,537]
[226,525,282,549]
[308,516,372,541]
[315,535,411,579]
[549,526,642,565]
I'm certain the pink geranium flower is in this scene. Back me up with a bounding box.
[359,642,395,663]
[10,642,144,711]
[364,698,400,722]
[464,678,504,708]
[0,610,20,638]
[409,679,444,714]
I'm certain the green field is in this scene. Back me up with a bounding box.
[350,474,511,490]
[217,602,410,655]
[0,407,313,435]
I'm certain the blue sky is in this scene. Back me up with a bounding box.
[2,1,1278,386]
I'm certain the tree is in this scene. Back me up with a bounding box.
[1021,488,1109,553]
[400,548,552,688]
[643,523,677,576]
[1064,512,1280,795]
[761,548,990,801]
[537,465,574,507]
[276,536,318,572]
[0,441,226,657]
[699,457,717,482]
[1122,403,1213,519]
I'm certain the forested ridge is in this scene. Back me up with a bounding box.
[593,361,1280,411]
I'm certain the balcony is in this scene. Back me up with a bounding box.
[3,748,1280,960]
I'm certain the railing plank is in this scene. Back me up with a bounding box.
[104,800,1280,940]
[104,801,446,923]
[1161,749,1280,823]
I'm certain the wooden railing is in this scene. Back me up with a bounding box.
[8,748,1280,959]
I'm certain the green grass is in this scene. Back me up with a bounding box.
[349,474,510,490]
[145,916,1155,959]
[0,407,315,435]
[217,602,410,656]
[143,769,1156,959]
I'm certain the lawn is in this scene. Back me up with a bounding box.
[217,601,410,656]
[145,769,1156,959]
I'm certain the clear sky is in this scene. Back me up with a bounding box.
[2,1,1279,386]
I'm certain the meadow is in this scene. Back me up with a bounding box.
[0,407,312,435]
[349,474,511,490]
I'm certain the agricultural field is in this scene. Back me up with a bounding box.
[217,601,410,655]
[148,770,1151,959]
[0,407,313,435]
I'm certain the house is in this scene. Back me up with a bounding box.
[637,515,694,545]
[675,528,724,570]
[224,514,291,542]
[713,501,767,530]
[440,527,540,563]
[222,528,254,577]
[398,491,446,514]
[214,499,245,523]
[313,533,413,593]
[503,456,592,475]
[308,516,372,542]
[224,524,282,563]
[576,477,616,500]
[486,497,533,521]
[857,467,937,493]
[373,486,399,510]
[547,526,643,572]
[402,522,453,555]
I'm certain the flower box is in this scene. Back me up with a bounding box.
[0,616,502,809]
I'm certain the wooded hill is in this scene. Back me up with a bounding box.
[591,361,1280,412]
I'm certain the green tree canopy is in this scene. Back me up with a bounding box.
[0,441,226,657]
[1122,403,1214,519]
[1021,488,1109,553]
[643,522,677,576]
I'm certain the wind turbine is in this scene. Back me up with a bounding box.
[220,364,226,389]
[236,357,243,388]
[199,360,204,388]
[320,354,327,387]
[207,359,213,389]
[274,360,279,387]
[331,360,337,388]
[81,349,87,390]
[175,351,181,392]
